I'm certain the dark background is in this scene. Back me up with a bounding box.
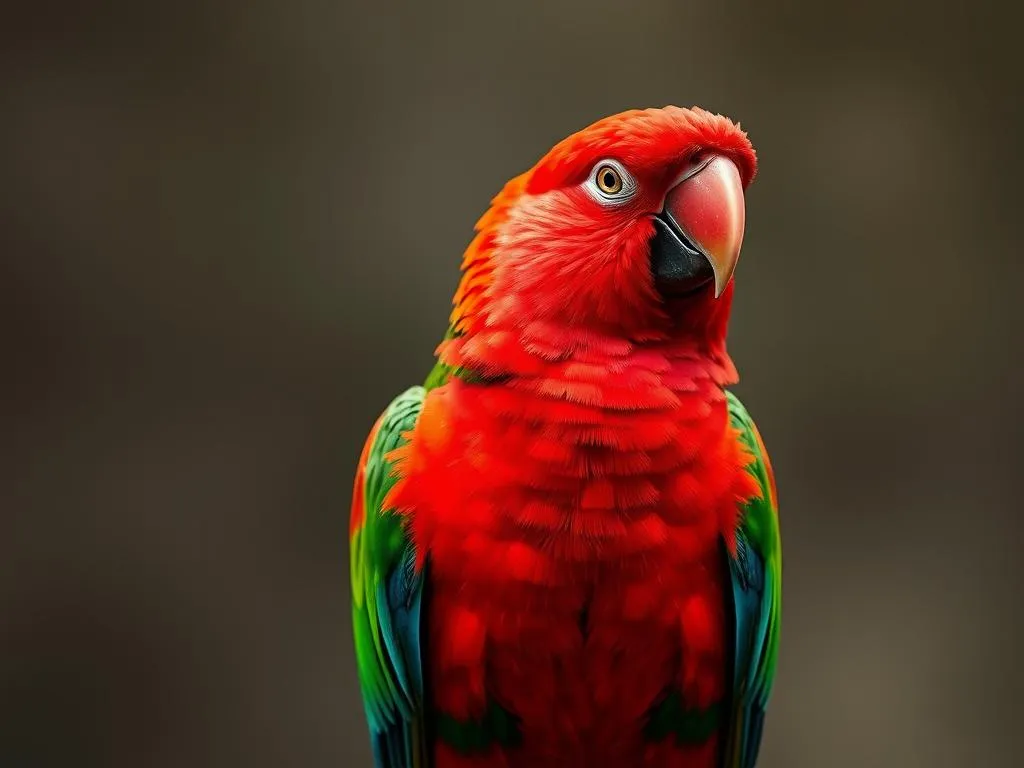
[2,1,1021,766]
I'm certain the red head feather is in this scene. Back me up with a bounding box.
[442,106,756,380]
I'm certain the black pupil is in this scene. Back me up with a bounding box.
[602,170,616,189]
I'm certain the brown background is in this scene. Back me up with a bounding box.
[2,1,1021,766]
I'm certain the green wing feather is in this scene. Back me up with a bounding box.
[723,390,782,768]
[350,386,428,768]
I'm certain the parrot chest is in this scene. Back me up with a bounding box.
[402,377,745,766]
[424,530,729,767]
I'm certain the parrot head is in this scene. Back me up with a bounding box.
[451,106,757,345]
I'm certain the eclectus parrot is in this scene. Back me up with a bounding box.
[349,106,781,768]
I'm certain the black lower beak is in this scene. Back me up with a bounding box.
[650,212,715,297]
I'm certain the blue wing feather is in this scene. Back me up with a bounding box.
[729,530,770,768]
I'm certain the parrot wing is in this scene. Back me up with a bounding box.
[350,386,428,768]
[722,390,782,768]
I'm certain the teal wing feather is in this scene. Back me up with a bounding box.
[723,391,783,768]
[350,386,428,768]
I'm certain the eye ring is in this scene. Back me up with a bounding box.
[585,159,636,204]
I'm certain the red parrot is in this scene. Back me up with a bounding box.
[350,106,782,768]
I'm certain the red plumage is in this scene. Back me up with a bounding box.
[384,107,762,767]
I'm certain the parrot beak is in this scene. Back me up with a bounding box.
[650,155,746,298]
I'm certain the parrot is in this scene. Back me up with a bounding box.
[349,105,781,768]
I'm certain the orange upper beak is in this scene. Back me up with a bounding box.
[651,155,747,298]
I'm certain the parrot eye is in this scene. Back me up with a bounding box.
[585,159,636,204]
[596,165,623,194]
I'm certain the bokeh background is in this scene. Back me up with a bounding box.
[3,1,1021,766]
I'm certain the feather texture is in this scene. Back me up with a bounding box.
[350,387,428,768]
[723,392,782,768]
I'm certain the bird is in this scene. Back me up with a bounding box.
[349,105,781,768]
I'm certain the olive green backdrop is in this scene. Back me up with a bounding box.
[2,1,1020,766]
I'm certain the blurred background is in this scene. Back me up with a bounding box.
[2,1,1021,766]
